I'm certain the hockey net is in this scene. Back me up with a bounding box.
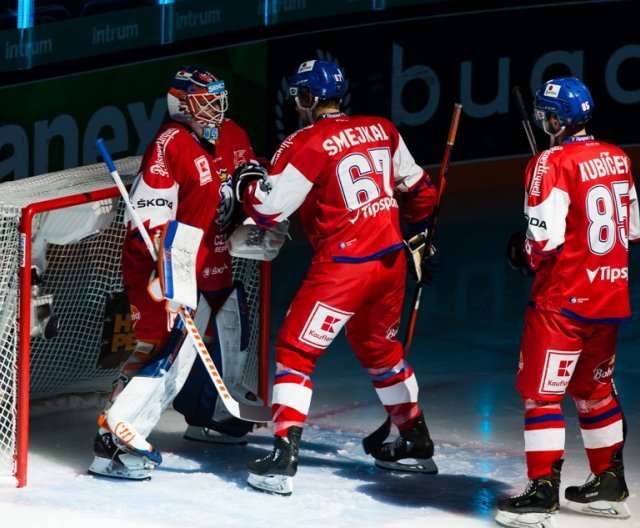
[0,157,269,487]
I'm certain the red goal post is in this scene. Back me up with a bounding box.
[0,157,270,487]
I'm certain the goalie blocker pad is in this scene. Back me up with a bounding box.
[172,281,259,437]
[159,220,203,310]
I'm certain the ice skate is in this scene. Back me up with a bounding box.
[370,412,438,474]
[247,426,302,496]
[495,460,562,528]
[183,425,248,445]
[88,431,162,480]
[564,452,631,519]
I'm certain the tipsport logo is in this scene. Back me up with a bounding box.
[586,266,628,283]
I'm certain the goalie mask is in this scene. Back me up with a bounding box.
[533,77,593,137]
[167,65,228,141]
[288,60,346,123]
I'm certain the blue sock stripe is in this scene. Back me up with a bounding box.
[275,368,310,382]
[524,413,565,425]
[578,406,621,425]
[371,361,407,383]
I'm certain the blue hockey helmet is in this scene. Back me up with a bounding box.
[288,60,346,101]
[533,77,594,129]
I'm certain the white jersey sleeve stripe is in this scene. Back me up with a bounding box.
[251,163,313,223]
[393,134,424,192]
[526,187,570,252]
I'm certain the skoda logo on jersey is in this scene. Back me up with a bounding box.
[274,50,351,143]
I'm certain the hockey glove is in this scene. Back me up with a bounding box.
[232,160,268,203]
[506,231,534,277]
[404,231,438,285]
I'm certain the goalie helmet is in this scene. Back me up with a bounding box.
[533,77,594,131]
[288,59,346,102]
[167,65,228,140]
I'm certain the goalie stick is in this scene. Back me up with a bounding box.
[362,102,462,455]
[96,138,271,423]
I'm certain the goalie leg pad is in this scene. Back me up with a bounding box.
[101,296,211,445]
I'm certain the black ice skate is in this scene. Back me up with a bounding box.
[247,426,302,496]
[495,459,562,528]
[183,425,248,445]
[370,412,438,474]
[564,451,631,519]
[88,431,162,480]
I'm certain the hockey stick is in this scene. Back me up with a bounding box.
[96,138,271,423]
[363,102,463,454]
[511,86,539,156]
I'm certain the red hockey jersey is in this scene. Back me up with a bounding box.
[244,114,437,263]
[123,119,254,293]
[523,137,640,322]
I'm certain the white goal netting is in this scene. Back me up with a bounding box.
[0,157,265,485]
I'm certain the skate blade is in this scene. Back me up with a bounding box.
[247,473,293,496]
[87,456,152,481]
[374,457,438,474]
[495,510,558,528]
[183,426,248,445]
[565,498,631,519]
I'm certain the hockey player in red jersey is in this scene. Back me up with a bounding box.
[233,59,439,495]
[496,77,639,527]
[89,65,258,480]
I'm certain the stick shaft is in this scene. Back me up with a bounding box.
[512,86,539,155]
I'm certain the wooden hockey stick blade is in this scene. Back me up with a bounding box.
[362,416,392,454]
[179,308,272,423]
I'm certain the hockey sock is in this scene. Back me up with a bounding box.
[574,394,624,474]
[523,400,565,479]
[369,359,420,429]
[271,366,312,437]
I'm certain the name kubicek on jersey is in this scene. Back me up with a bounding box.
[579,152,630,182]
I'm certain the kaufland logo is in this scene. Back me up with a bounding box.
[299,301,353,349]
[586,266,628,283]
[539,349,580,395]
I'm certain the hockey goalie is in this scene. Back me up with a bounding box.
[88,65,283,480]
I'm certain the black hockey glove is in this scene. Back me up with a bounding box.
[232,160,268,203]
[506,230,534,277]
[404,231,438,285]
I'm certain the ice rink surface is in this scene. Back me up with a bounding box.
[1,159,639,528]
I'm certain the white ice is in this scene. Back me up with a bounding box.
[1,177,639,528]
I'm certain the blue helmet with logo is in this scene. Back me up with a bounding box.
[533,77,594,128]
[288,60,346,101]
